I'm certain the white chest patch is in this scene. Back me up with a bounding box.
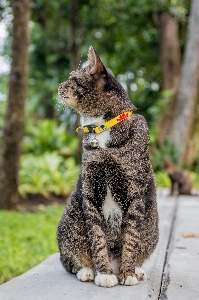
[102,187,122,227]
[80,115,111,149]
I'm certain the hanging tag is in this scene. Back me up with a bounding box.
[90,137,99,148]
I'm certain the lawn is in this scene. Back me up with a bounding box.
[0,204,65,284]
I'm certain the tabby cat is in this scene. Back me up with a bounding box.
[57,46,159,288]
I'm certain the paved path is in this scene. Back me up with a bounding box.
[0,190,199,300]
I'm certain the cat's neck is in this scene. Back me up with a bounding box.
[80,115,105,127]
[81,115,111,149]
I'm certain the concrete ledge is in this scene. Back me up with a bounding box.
[166,196,199,300]
[1,190,199,300]
[0,252,163,300]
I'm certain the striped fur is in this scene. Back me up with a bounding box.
[57,46,159,287]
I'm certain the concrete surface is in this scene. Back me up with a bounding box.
[0,190,199,300]
[163,196,199,300]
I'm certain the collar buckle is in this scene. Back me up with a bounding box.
[83,125,96,133]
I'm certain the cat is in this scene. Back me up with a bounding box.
[163,160,192,195]
[57,46,159,288]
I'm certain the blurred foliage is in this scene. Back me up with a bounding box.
[0,205,65,284]
[0,0,190,124]
[23,118,78,156]
[150,139,179,172]
[0,0,197,197]
[155,171,170,188]
[190,172,199,189]
[19,119,80,197]
[147,89,176,125]
[155,171,199,189]
[19,154,80,197]
[148,88,188,171]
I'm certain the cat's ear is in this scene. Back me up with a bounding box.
[88,46,107,80]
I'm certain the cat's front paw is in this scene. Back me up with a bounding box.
[76,267,94,282]
[135,267,147,281]
[118,273,138,286]
[95,273,118,288]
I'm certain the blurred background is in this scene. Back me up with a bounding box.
[0,0,199,284]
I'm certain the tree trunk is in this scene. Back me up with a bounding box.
[35,0,55,119]
[168,0,199,165]
[0,0,32,209]
[184,94,199,166]
[157,12,181,146]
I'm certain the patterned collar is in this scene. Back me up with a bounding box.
[76,110,132,134]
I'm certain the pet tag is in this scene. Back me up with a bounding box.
[90,137,99,148]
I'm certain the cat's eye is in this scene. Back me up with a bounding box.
[73,78,87,90]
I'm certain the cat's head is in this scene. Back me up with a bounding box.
[58,46,136,118]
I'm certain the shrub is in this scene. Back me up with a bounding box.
[19,153,80,197]
[155,171,170,188]
[23,118,78,157]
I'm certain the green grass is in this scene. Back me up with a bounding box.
[0,205,65,285]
